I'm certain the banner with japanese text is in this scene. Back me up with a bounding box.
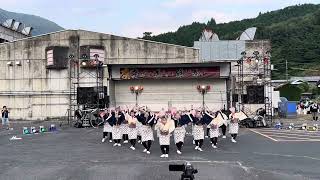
[120,67,220,80]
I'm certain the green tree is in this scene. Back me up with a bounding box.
[142,32,152,39]
[142,4,320,79]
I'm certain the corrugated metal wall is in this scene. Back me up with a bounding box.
[194,40,245,61]
[114,79,227,111]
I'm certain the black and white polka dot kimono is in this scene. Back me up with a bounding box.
[128,117,138,140]
[209,124,220,138]
[103,113,112,133]
[120,115,129,137]
[158,130,171,145]
[228,113,239,134]
[137,112,155,142]
[112,112,124,140]
[136,119,142,137]
[173,119,186,144]
[193,124,204,140]
[141,125,154,142]
[112,125,122,140]
[229,121,239,134]
[156,117,174,146]
[189,114,204,140]
[103,122,112,133]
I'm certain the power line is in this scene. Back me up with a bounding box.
[290,67,320,72]
[286,59,288,82]
[274,62,318,65]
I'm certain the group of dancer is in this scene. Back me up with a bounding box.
[100,106,244,158]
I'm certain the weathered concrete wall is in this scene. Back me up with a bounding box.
[77,30,199,65]
[0,31,77,120]
[0,30,201,120]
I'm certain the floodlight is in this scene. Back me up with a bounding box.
[2,19,15,28]
[21,27,33,36]
[12,21,21,31]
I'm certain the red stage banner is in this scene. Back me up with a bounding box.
[120,67,220,80]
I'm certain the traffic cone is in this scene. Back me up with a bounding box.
[23,127,30,134]
[40,126,47,133]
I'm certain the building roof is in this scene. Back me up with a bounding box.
[290,76,320,82]
[0,29,197,50]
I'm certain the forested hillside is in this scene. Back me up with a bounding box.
[143,4,320,79]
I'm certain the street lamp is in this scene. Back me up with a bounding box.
[130,85,144,106]
[197,85,211,109]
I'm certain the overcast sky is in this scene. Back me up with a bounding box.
[1,0,319,38]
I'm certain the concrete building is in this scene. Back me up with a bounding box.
[272,76,320,87]
[194,29,272,115]
[0,30,231,120]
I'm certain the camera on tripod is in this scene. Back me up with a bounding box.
[169,162,198,180]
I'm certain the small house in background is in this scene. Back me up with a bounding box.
[275,81,316,101]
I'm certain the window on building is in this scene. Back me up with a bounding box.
[45,46,69,69]
[246,85,264,104]
[79,45,105,68]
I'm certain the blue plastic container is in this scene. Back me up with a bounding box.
[278,97,297,118]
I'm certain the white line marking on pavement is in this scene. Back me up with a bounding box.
[262,134,320,141]
[260,131,320,138]
[253,152,320,161]
[257,129,320,135]
[277,139,320,142]
[90,159,241,164]
[236,161,251,172]
[249,129,278,142]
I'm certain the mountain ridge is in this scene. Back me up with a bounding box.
[0,8,64,36]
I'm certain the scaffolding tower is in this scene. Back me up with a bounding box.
[263,53,273,124]
[68,53,105,125]
[237,50,273,125]
[68,54,79,125]
[236,52,245,112]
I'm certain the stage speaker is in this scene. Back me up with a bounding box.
[241,94,248,104]
[232,94,238,102]
[247,85,264,104]
[77,86,109,108]
[77,87,95,105]
[97,87,109,108]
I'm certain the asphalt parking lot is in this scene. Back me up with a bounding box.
[1,123,320,180]
[250,128,320,142]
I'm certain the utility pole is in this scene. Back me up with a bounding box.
[285,59,288,82]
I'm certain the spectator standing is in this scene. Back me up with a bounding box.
[310,102,319,121]
[1,106,10,129]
